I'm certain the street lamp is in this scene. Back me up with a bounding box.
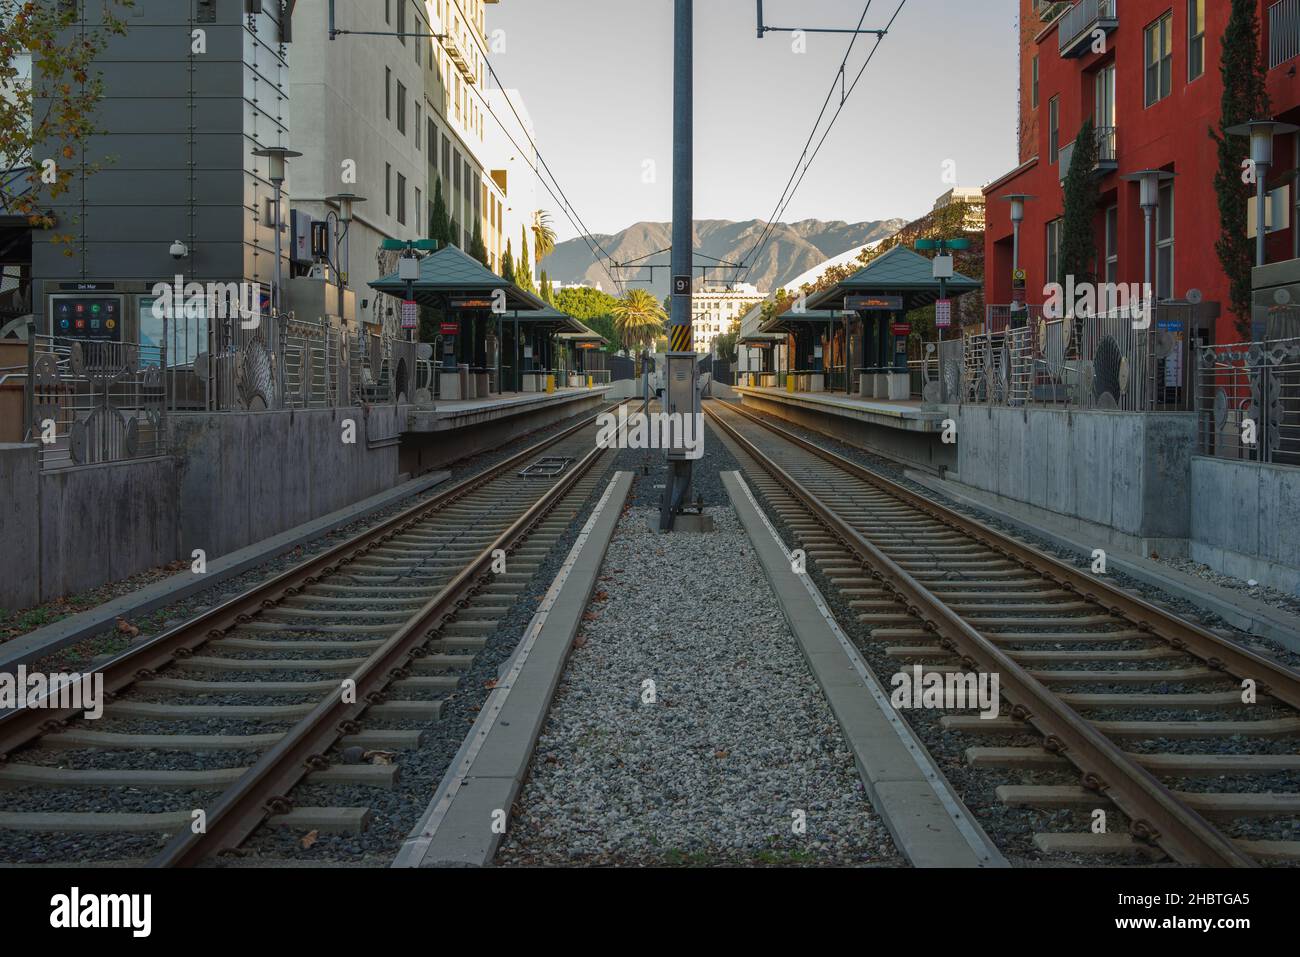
[1000,193,1035,317]
[252,146,302,318]
[1121,169,1176,307]
[1226,119,1300,267]
[325,192,366,320]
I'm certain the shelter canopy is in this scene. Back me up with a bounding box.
[805,245,980,313]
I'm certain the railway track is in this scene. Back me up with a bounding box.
[705,398,1300,867]
[0,400,633,867]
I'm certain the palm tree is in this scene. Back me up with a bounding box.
[531,209,557,265]
[612,289,666,354]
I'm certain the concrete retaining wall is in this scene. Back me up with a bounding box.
[0,445,179,611]
[740,392,956,473]
[168,405,405,559]
[950,406,1195,552]
[1190,456,1300,595]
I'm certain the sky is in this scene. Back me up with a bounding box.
[484,0,1021,243]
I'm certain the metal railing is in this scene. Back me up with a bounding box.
[1270,0,1300,69]
[26,335,167,470]
[1195,337,1300,466]
[1058,125,1117,181]
[1059,0,1117,54]
[942,303,1193,412]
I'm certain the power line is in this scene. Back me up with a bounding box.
[441,0,624,291]
[738,0,908,287]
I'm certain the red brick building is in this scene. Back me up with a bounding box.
[984,0,1300,344]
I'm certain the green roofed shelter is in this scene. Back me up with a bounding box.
[799,245,980,400]
[371,244,557,395]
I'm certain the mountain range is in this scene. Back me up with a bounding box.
[539,218,908,299]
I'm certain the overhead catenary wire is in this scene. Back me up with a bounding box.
[440,0,625,292]
[737,0,908,288]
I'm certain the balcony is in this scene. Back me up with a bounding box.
[1059,0,1118,58]
[1034,0,1072,23]
[1057,126,1117,183]
[443,33,476,82]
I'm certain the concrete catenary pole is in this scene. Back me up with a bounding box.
[660,0,694,530]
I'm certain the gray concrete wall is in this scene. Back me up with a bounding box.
[951,406,1195,550]
[1190,456,1300,595]
[168,405,404,559]
[0,445,179,611]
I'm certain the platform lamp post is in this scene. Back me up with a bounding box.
[252,147,302,320]
[1226,119,1300,268]
[1121,169,1176,313]
[999,194,1034,326]
[325,192,366,321]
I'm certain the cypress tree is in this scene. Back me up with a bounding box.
[1058,116,1100,299]
[500,239,515,285]
[516,224,534,289]
[1212,0,1271,337]
[430,178,451,249]
[470,219,489,268]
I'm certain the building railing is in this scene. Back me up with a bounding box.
[25,334,167,470]
[938,303,1193,412]
[1059,0,1117,55]
[1270,0,1300,69]
[1058,125,1117,182]
[1195,337,1300,466]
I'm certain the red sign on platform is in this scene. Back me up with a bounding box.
[892,323,911,336]
[439,322,459,336]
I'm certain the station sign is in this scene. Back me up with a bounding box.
[846,295,903,311]
[672,275,692,296]
[449,298,494,309]
[400,299,419,329]
[935,299,952,328]
[1012,268,1027,292]
[439,321,459,336]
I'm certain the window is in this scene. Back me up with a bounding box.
[385,163,392,216]
[1156,183,1174,300]
[385,67,391,120]
[414,105,421,149]
[1145,13,1173,106]
[442,135,450,184]
[1031,55,1039,109]
[1046,219,1062,287]
[397,0,406,44]
[415,187,422,232]
[385,0,391,25]
[1105,206,1119,285]
[1095,63,1115,130]
[427,118,436,165]
[1188,0,1205,81]
[1048,95,1059,164]
[453,147,461,193]
[397,173,407,225]
[397,81,406,133]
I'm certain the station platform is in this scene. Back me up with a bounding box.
[731,385,954,474]
[404,385,612,434]
[400,385,612,474]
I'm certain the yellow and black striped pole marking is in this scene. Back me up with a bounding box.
[670,324,693,352]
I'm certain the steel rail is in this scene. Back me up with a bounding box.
[713,401,1300,711]
[0,400,629,760]
[705,400,1261,867]
[152,425,618,866]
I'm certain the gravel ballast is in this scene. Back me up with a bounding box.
[496,502,904,867]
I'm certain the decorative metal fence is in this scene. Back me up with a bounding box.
[24,313,432,470]
[26,335,167,470]
[1195,337,1300,467]
[918,304,1195,412]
